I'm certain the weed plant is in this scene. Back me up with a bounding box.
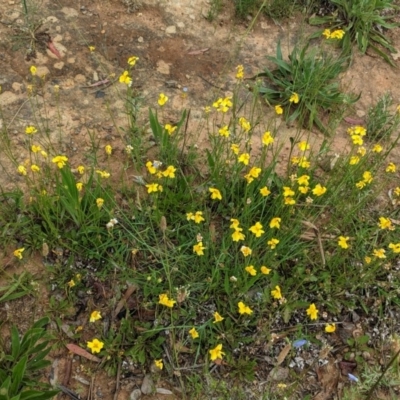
[1,31,400,398]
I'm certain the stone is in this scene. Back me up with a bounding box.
[165,26,176,34]
[138,36,144,43]
[156,60,170,75]
[177,22,185,29]
[129,389,141,400]
[61,7,79,17]
[54,62,64,70]
[140,374,154,395]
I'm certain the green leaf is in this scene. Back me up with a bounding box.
[10,355,28,395]
[20,390,59,400]
[148,109,163,142]
[11,326,21,360]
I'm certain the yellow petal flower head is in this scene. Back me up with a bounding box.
[261,266,271,275]
[389,243,400,253]
[338,236,350,249]
[386,163,396,173]
[275,105,283,115]
[219,125,230,137]
[213,312,224,323]
[209,187,222,200]
[193,242,206,256]
[238,301,253,315]
[77,165,85,175]
[245,265,257,276]
[96,170,110,179]
[325,323,336,333]
[351,135,363,146]
[189,327,199,339]
[90,310,102,323]
[239,117,251,132]
[298,141,309,151]
[119,70,132,85]
[373,248,386,259]
[146,183,162,193]
[212,96,232,112]
[249,222,264,238]
[271,285,282,299]
[378,217,394,230]
[105,145,112,155]
[238,153,250,165]
[30,65,37,75]
[13,248,25,260]
[322,29,331,39]
[362,171,373,184]
[187,211,205,224]
[269,217,281,229]
[159,293,176,308]
[312,184,327,196]
[232,229,245,242]
[17,165,27,176]
[236,64,244,80]
[231,144,240,155]
[31,144,41,153]
[289,92,300,104]
[154,359,163,370]
[165,124,177,135]
[87,338,104,354]
[267,238,279,249]
[128,56,139,66]
[88,46,95,52]
[262,131,274,146]
[349,156,360,165]
[372,144,383,153]
[76,182,83,191]
[67,279,75,288]
[260,186,271,197]
[52,155,68,169]
[248,167,261,178]
[330,29,345,39]
[297,175,310,186]
[162,165,176,178]
[158,93,168,106]
[240,246,252,257]
[230,219,241,229]
[283,186,295,197]
[96,198,104,208]
[25,125,37,135]
[306,303,318,320]
[209,344,225,361]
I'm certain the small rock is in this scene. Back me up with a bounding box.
[67,57,76,64]
[61,7,79,17]
[74,74,86,83]
[12,82,23,92]
[157,60,170,75]
[268,367,289,381]
[165,26,176,34]
[93,71,99,81]
[138,36,144,43]
[141,374,154,395]
[54,62,64,70]
[156,388,173,395]
[129,389,141,400]
[356,110,366,118]
[177,22,185,29]
[0,91,19,106]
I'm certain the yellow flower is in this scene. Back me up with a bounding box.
[218,125,230,137]
[13,248,25,260]
[231,144,240,155]
[96,170,110,179]
[90,310,102,323]
[77,165,85,175]
[275,105,283,115]
[154,359,163,370]
[271,285,282,300]
[212,97,232,112]
[395,187,400,196]
[373,248,386,259]
[128,56,139,66]
[189,327,199,339]
[297,175,310,186]
[357,146,366,156]
[299,157,310,169]
[389,243,400,253]
[146,183,162,193]
[146,161,158,174]
[240,246,252,257]
[372,144,383,153]
[325,324,336,333]
[349,156,360,165]
[348,125,367,136]
[245,265,257,276]
[249,222,264,238]
[238,153,250,165]
[267,238,279,249]
[193,242,206,256]
[283,186,295,197]
[25,125,37,135]
[338,236,350,249]
[386,163,396,173]
[298,186,309,194]
[88,46,95,52]
[40,150,48,158]
[248,167,261,178]
[162,165,176,178]
[306,303,318,320]
[260,186,271,197]
[239,117,251,132]
[159,293,176,308]
[119,70,132,85]
[261,266,271,275]
[187,211,205,224]
[67,279,75,288]
[269,217,281,229]
[362,171,373,184]
[165,124,177,135]
[105,145,112,155]
[230,219,241,229]
[284,197,296,205]
[232,229,245,242]
[236,64,244,80]
[158,93,168,106]
[31,145,41,153]
[30,65,37,75]
[238,301,253,315]
[289,92,300,104]
[378,217,394,230]
[330,29,345,39]
[365,256,372,264]
[351,135,363,146]
[209,344,225,361]
[76,182,83,191]
[298,141,310,151]
[213,312,224,323]
[52,155,68,169]
[209,187,222,200]
[96,198,104,208]
[322,29,331,39]
[312,184,327,196]
[30,164,40,173]
[262,131,274,146]
[87,338,104,354]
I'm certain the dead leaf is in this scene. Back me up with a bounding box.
[276,343,291,365]
[42,242,49,257]
[66,344,101,362]
[187,48,209,55]
[344,116,365,125]
[314,358,339,400]
[47,40,61,58]
[113,285,138,318]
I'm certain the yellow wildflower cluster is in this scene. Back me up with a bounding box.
[322,29,345,39]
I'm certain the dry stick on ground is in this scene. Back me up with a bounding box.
[113,361,122,400]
